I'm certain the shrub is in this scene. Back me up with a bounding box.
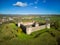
[17,27,22,33]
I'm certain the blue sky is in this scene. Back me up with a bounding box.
[0,0,60,14]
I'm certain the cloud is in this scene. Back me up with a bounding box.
[13,1,27,7]
[13,1,39,8]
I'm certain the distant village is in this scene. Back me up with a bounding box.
[0,16,33,24]
[0,15,46,24]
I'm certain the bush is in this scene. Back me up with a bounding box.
[17,27,22,33]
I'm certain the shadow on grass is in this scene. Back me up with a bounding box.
[46,30,55,37]
[33,31,47,38]
[56,38,60,45]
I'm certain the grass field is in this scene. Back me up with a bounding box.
[0,15,60,45]
[0,26,60,45]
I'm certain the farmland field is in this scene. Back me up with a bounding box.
[0,15,60,45]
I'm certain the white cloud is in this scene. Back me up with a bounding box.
[13,1,27,7]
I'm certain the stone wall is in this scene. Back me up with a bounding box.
[26,25,46,35]
[18,22,50,35]
[26,24,50,35]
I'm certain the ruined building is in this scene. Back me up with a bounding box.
[17,21,50,35]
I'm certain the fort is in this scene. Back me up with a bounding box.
[17,21,50,35]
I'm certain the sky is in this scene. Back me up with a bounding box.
[0,0,60,14]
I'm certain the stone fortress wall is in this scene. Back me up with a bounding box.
[18,22,50,35]
[26,24,50,34]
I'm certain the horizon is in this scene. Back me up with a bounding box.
[0,0,60,14]
[0,14,60,16]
